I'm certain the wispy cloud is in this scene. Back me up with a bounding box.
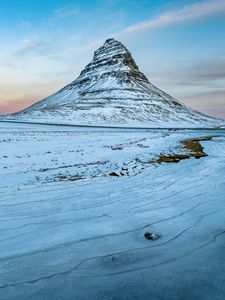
[7,37,68,64]
[124,0,225,33]
[161,56,225,86]
[46,6,80,27]
[11,38,50,57]
[79,40,102,52]
[183,89,225,119]
[187,57,225,82]
[0,98,37,115]
[1,0,225,116]
[53,6,80,20]
[19,21,31,28]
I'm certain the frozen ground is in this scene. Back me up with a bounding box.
[0,121,225,300]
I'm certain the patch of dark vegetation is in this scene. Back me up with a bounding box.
[137,143,149,148]
[38,160,109,173]
[144,232,160,240]
[156,154,190,163]
[58,174,84,181]
[190,136,215,142]
[111,145,124,150]
[153,135,218,164]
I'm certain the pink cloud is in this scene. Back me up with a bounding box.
[0,98,38,115]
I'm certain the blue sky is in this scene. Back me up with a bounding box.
[0,0,225,118]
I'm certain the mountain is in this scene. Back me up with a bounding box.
[2,38,224,127]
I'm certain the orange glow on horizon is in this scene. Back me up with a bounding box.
[0,99,37,115]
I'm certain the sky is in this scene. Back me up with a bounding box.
[0,0,225,119]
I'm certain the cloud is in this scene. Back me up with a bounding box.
[147,55,225,89]
[1,0,225,116]
[0,98,37,115]
[79,40,102,52]
[186,57,225,82]
[68,34,82,41]
[20,21,31,27]
[166,56,225,86]
[46,6,80,27]
[124,0,225,33]
[53,7,80,20]
[0,78,66,114]
[182,90,225,119]
[11,38,50,57]
[6,37,67,64]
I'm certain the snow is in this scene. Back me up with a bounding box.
[1,38,224,128]
[1,121,225,299]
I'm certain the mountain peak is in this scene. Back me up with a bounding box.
[92,37,128,62]
[9,38,223,129]
[104,37,120,45]
[76,38,149,84]
[101,38,127,53]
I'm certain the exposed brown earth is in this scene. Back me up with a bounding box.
[154,135,218,164]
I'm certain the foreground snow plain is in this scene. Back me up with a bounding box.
[0,121,225,300]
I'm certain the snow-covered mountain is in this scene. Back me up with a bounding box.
[3,38,224,127]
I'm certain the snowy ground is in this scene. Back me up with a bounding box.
[0,122,225,300]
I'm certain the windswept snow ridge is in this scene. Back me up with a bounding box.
[2,38,224,127]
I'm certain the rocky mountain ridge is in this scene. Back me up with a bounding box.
[3,38,224,127]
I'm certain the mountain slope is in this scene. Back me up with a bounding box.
[3,38,224,127]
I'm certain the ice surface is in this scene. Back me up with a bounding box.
[0,122,225,299]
